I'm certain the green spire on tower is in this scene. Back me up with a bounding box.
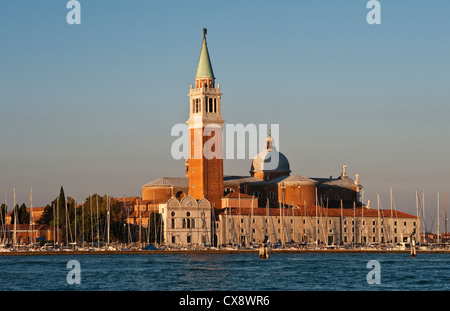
[195,28,215,79]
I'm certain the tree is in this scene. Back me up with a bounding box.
[36,204,53,226]
[78,194,125,243]
[0,204,7,225]
[36,187,69,241]
[36,189,129,244]
[18,203,29,224]
[57,186,66,227]
[10,203,29,224]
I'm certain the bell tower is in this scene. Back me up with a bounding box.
[186,28,224,210]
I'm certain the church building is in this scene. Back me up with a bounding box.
[143,29,420,248]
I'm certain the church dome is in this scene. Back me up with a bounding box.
[250,133,291,179]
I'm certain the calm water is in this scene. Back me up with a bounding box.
[0,253,448,291]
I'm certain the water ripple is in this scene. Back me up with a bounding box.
[0,253,448,291]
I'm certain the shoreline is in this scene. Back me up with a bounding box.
[0,249,449,256]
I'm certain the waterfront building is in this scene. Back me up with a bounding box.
[216,204,418,247]
[2,224,61,245]
[4,206,46,225]
[160,196,212,247]
[141,29,420,248]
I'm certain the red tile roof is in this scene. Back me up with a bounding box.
[216,206,417,218]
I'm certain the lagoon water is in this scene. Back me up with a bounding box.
[0,253,449,291]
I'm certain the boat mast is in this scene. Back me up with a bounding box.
[30,187,35,245]
[82,200,85,248]
[445,192,448,238]
[249,196,254,244]
[238,193,242,246]
[422,192,426,243]
[125,196,131,246]
[302,200,306,244]
[377,193,381,244]
[415,190,419,244]
[90,190,93,247]
[265,198,269,244]
[138,192,141,248]
[361,191,364,245]
[340,198,343,245]
[2,187,6,245]
[53,202,56,245]
[325,196,329,246]
[13,187,17,248]
[281,185,285,248]
[353,200,356,247]
[437,192,440,244]
[65,192,69,247]
[149,190,154,245]
[154,197,157,246]
[315,187,318,245]
[390,187,394,245]
[96,193,100,247]
[107,193,110,246]
[74,198,77,245]
[56,194,59,245]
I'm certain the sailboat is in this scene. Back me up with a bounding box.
[248,196,255,247]
[437,192,440,245]
[29,187,36,250]
[105,193,115,250]
[121,196,133,251]
[13,187,17,250]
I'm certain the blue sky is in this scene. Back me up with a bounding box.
[1,1,449,232]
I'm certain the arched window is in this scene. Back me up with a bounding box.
[176,191,185,199]
[267,191,275,200]
[253,191,262,199]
